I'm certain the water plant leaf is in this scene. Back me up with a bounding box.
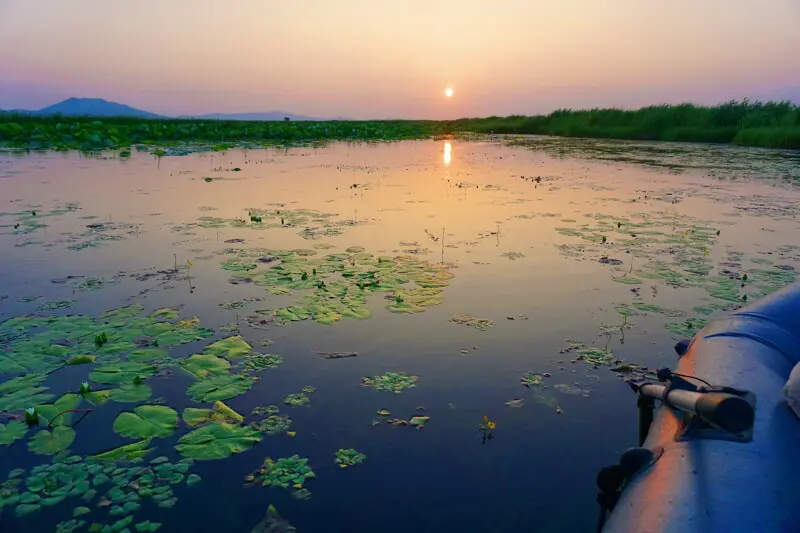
[28,427,75,455]
[252,414,292,436]
[135,521,162,532]
[449,314,494,331]
[36,393,81,426]
[335,449,366,468]
[361,372,419,393]
[239,353,282,372]
[128,348,169,362]
[0,374,53,411]
[248,455,315,489]
[67,355,96,365]
[186,374,255,402]
[203,335,252,359]
[89,362,157,385]
[109,383,152,403]
[0,420,27,445]
[113,405,178,438]
[182,401,244,427]
[181,354,231,379]
[283,393,310,407]
[92,439,153,461]
[175,422,262,460]
[576,348,615,365]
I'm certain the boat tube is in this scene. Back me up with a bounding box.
[601,282,800,533]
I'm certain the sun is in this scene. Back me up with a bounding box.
[444,87,454,98]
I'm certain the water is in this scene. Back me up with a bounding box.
[1,139,799,533]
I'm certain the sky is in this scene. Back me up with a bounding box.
[1,0,799,119]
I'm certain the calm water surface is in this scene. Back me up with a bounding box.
[1,139,799,533]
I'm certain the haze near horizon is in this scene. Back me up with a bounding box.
[1,0,799,119]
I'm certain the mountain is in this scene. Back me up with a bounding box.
[0,97,331,120]
[180,111,321,121]
[33,97,162,118]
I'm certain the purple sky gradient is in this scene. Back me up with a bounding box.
[1,0,798,119]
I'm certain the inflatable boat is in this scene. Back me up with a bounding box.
[599,282,800,533]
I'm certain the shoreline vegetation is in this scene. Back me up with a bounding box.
[1,100,798,152]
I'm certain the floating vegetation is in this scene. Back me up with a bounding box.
[361,372,419,394]
[0,452,196,523]
[335,449,366,468]
[252,405,280,416]
[112,405,178,439]
[175,422,262,460]
[252,414,293,436]
[246,455,315,491]
[520,372,544,387]
[505,398,524,408]
[37,299,77,311]
[501,251,526,260]
[664,318,709,339]
[223,247,453,324]
[283,391,311,408]
[183,401,244,427]
[450,314,495,331]
[576,348,616,366]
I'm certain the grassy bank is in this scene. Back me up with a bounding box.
[1,100,799,151]
[445,100,800,149]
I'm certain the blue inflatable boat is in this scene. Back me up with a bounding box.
[600,283,800,533]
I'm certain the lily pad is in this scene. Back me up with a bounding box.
[0,420,27,445]
[28,427,75,455]
[175,422,262,460]
[181,354,231,379]
[89,362,157,385]
[113,405,178,438]
[109,383,153,403]
[186,374,255,402]
[182,401,244,427]
[283,393,310,407]
[0,374,53,411]
[203,335,253,359]
[92,439,153,461]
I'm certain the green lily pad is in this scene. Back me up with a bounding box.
[16,503,41,517]
[109,383,153,403]
[186,374,254,402]
[28,427,75,455]
[113,405,178,438]
[335,448,366,468]
[135,521,162,532]
[92,439,153,461]
[149,308,180,321]
[73,506,91,517]
[185,474,202,487]
[664,318,709,339]
[203,335,252,359]
[181,354,231,379]
[182,401,244,427]
[67,355,96,365]
[89,362,157,385]
[175,422,262,460]
[36,393,81,426]
[128,348,169,362]
[0,374,53,411]
[0,420,27,445]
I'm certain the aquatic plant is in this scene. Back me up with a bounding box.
[478,416,496,443]
[175,422,262,460]
[450,314,495,331]
[252,414,292,436]
[361,372,419,394]
[246,455,315,490]
[335,449,366,468]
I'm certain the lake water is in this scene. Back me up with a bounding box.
[1,138,799,533]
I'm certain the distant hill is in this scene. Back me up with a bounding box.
[31,97,163,118]
[182,111,321,121]
[0,98,330,121]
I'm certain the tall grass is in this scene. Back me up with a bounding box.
[444,100,800,149]
[1,100,798,150]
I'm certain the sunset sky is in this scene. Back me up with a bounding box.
[1,0,798,119]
